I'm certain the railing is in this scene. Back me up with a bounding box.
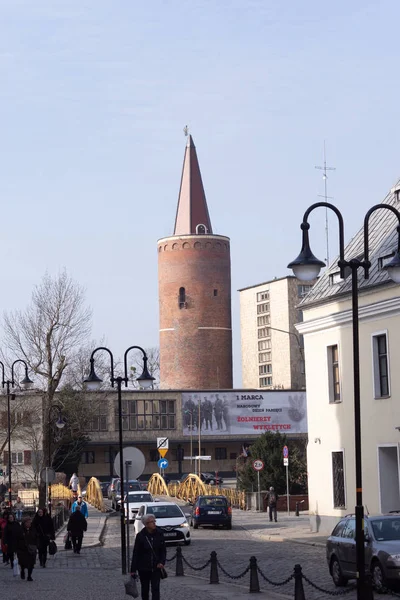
[147,473,246,510]
[85,477,106,512]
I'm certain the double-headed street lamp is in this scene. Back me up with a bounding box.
[84,345,154,575]
[47,404,66,515]
[0,360,33,507]
[288,201,400,600]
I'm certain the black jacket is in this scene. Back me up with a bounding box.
[3,521,21,553]
[32,513,55,542]
[67,511,87,536]
[16,525,39,568]
[131,527,166,573]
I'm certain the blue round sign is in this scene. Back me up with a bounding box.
[158,458,169,469]
[283,446,289,458]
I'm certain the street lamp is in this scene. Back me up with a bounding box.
[0,360,33,507]
[83,345,154,575]
[47,404,66,515]
[288,201,400,600]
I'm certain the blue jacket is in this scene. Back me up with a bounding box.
[71,500,88,518]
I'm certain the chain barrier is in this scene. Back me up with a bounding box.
[181,556,211,571]
[375,586,400,597]
[257,566,294,587]
[302,573,356,596]
[216,560,250,580]
[165,553,177,563]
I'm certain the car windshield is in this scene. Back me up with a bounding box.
[371,518,400,541]
[147,505,183,518]
[199,497,227,507]
[126,494,152,503]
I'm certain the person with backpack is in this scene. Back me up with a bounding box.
[266,486,278,523]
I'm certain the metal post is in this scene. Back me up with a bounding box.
[45,468,49,511]
[176,545,184,576]
[198,398,201,477]
[126,460,131,573]
[117,378,127,575]
[210,550,219,584]
[249,556,260,593]
[286,464,290,516]
[190,413,193,471]
[294,564,306,600]
[6,383,12,507]
[257,471,261,511]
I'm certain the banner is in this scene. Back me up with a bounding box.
[182,391,307,436]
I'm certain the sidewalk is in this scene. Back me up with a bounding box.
[55,504,108,549]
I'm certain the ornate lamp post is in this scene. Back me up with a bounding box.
[83,345,154,575]
[288,201,400,600]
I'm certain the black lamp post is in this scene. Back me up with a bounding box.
[288,201,400,600]
[0,360,34,507]
[83,345,154,575]
[47,404,66,515]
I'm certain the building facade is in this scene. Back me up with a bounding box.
[158,135,233,390]
[239,276,315,390]
[297,181,400,533]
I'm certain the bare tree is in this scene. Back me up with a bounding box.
[129,347,160,389]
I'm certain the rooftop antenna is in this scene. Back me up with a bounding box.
[315,141,336,265]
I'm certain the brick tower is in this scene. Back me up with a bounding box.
[158,135,233,389]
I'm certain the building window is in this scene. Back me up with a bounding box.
[81,451,95,464]
[116,399,176,431]
[11,452,23,465]
[258,339,271,351]
[332,451,346,508]
[259,377,272,387]
[258,352,272,363]
[87,404,108,431]
[215,447,227,460]
[230,452,237,460]
[256,291,269,302]
[213,289,218,297]
[327,345,341,403]
[297,284,313,298]
[378,252,395,270]
[258,327,270,339]
[179,287,186,309]
[257,315,270,326]
[257,302,270,314]
[372,333,390,398]
[260,364,272,374]
[196,224,207,234]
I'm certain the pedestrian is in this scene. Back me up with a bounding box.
[32,508,55,567]
[266,486,278,523]
[69,473,79,493]
[14,496,25,522]
[131,514,166,600]
[67,505,87,554]
[0,510,9,564]
[16,517,38,581]
[3,512,21,568]
[71,495,88,518]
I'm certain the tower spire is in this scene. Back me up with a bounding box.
[174,134,213,235]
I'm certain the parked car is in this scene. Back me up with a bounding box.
[191,495,232,530]
[327,513,400,589]
[200,472,224,486]
[107,477,120,500]
[111,479,141,510]
[119,491,154,521]
[99,482,109,497]
[134,502,191,545]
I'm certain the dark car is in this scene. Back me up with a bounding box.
[111,479,142,510]
[200,472,224,486]
[326,514,400,589]
[191,495,232,530]
[99,482,109,497]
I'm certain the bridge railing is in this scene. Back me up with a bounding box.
[84,477,106,512]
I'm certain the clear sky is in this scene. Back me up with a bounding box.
[1,1,400,386]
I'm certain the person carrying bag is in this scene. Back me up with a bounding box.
[130,514,166,600]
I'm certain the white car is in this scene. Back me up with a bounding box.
[118,491,155,522]
[134,502,191,545]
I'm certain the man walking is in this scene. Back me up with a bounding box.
[71,495,88,518]
[69,473,79,493]
[67,505,87,554]
[266,486,278,523]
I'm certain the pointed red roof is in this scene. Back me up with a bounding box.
[174,135,213,235]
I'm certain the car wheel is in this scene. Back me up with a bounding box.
[330,556,348,587]
[371,560,385,590]
[193,522,199,530]
[184,539,191,546]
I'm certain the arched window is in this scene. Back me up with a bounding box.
[179,287,186,309]
[196,224,207,234]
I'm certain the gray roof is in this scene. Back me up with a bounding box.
[300,180,400,308]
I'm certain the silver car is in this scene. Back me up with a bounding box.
[327,514,400,589]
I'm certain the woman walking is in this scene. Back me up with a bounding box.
[3,513,20,568]
[130,514,166,600]
[0,510,9,564]
[16,517,38,581]
[32,508,55,567]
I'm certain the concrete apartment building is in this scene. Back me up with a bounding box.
[239,276,315,390]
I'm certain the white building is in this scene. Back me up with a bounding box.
[297,181,400,533]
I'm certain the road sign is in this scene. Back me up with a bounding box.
[252,459,264,471]
[158,458,169,469]
[283,457,289,467]
[114,447,145,479]
[40,467,56,484]
[283,446,289,458]
[157,437,169,450]
[158,448,168,458]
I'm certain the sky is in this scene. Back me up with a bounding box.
[1,0,400,386]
